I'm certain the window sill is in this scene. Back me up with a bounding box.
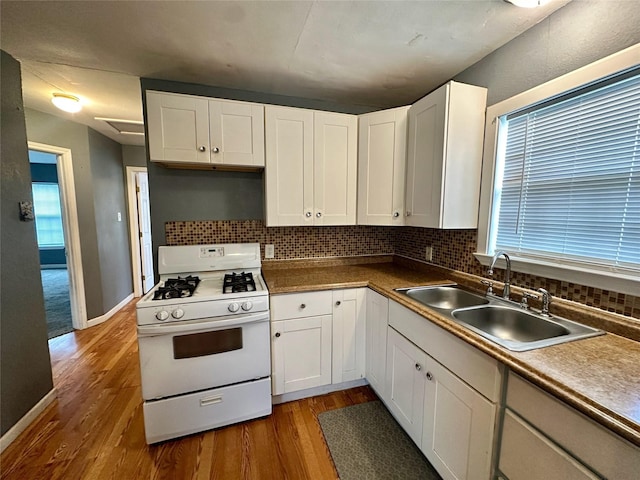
[473,253,639,296]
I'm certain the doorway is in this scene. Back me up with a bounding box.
[126,166,154,296]
[29,142,88,336]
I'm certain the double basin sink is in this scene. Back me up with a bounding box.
[396,284,604,351]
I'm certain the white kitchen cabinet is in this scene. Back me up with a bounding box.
[421,356,496,480]
[146,91,264,168]
[405,81,487,228]
[385,327,426,446]
[270,291,333,395]
[265,106,357,226]
[331,289,366,384]
[357,106,409,225]
[365,289,389,399]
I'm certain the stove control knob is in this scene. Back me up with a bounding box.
[156,310,169,321]
[228,302,240,313]
[241,301,253,311]
[172,308,185,319]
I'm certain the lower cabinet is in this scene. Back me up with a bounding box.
[332,289,366,384]
[365,289,389,400]
[271,315,332,395]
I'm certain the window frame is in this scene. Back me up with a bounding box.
[32,182,65,248]
[475,43,640,296]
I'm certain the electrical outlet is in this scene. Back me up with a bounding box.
[425,246,433,262]
[117,212,122,222]
[265,244,275,259]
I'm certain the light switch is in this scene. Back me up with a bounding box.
[117,212,122,222]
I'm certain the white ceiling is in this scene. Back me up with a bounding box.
[1,0,569,146]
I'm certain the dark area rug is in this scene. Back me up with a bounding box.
[41,268,74,339]
[318,400,442,480]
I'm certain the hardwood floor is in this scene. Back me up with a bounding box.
[0,300,378,480]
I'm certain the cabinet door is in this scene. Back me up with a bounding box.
[265,106,314,226]
[385,327,426,446]
[332,289,365,384]
[405,83,447,227]
[313,111,357,225]
[421,357,496,480]
[271,316,332,395]
[365,289,389,399]
[146,91,210,164]
[209,99,265,167]
[357,107,408,226]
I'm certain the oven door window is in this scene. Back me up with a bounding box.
[173,327,243,359]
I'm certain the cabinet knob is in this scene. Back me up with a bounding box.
[316,212,322,218]
[335,301,341,306]
[300,304,306,309]
[212,147,220,153]
[198,146,206,152]
[415,363,422,371]
[393,212,400,218]
[406,211,412,216]
[426,371,433,381]
[275,332,281,338]
[305,212,312,218]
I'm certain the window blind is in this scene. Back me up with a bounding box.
[32,183,65,247]
[492,70,640,271]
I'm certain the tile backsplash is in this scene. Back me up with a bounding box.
[165,220,639,319]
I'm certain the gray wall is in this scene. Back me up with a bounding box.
[89,130,133,312]
[122,144,147,168]
[454,0,640,105]
[25,109,133,318]
[1,50,54,436]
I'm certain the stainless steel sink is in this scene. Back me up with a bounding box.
[395,284,604,351]
[451,304,603,351]
[397,285,489,310]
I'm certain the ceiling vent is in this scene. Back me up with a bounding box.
[95,117,145,136]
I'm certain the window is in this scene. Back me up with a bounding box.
[476,44,640,295]
[32,183,64,247]
[491,69,640,271]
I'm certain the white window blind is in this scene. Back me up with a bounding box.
[491,69,640,272]
[32,183,65,247]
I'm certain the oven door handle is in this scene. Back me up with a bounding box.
[137,311,269,337]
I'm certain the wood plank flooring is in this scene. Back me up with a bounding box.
[1,300,378,480]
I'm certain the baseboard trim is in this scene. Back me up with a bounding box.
[0,388,57,454]
[272,378,368,405]
[87,293,134,328]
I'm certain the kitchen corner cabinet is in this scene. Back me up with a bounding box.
[357,106,409,226]
[332,288,366,384]
[405,81,487,229]
[265,106,357,226]
[365,289,389,400]
[146,91,264,168]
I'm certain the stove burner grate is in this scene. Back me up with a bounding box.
[153,275,200,300]
[223,272,256,294]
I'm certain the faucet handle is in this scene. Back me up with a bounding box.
[521,292,538,310]
[481,280,494,295]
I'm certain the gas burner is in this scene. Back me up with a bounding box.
[223,272,256,294]
[153,275,200,300]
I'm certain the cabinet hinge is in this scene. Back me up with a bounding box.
[136,186,140,193]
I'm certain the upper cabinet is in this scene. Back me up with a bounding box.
[405,81,487,229]
[357,106,409,226]
[146,91,265,168]
[265,106,357,226]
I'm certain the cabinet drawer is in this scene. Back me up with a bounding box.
[388,300,501,401]
[507,372,640,479]
[499,410,599,480]
[270,291,333,320]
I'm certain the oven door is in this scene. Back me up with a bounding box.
[137,311,270,400]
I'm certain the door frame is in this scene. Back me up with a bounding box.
[125,166,147,297]
[29,141,88,330]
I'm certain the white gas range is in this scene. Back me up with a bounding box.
[136,243,272,444]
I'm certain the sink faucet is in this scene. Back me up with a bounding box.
[537,288,551,316]
[488,250,511,300]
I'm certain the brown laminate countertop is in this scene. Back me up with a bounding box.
[262,259,640,448]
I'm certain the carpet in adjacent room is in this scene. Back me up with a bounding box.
[41,268,74,339]
[318,400,442,480]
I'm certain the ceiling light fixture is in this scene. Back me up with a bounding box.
[51,93,82,113]
[504,0,549,7]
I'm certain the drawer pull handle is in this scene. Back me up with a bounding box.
[200,395,223,407]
